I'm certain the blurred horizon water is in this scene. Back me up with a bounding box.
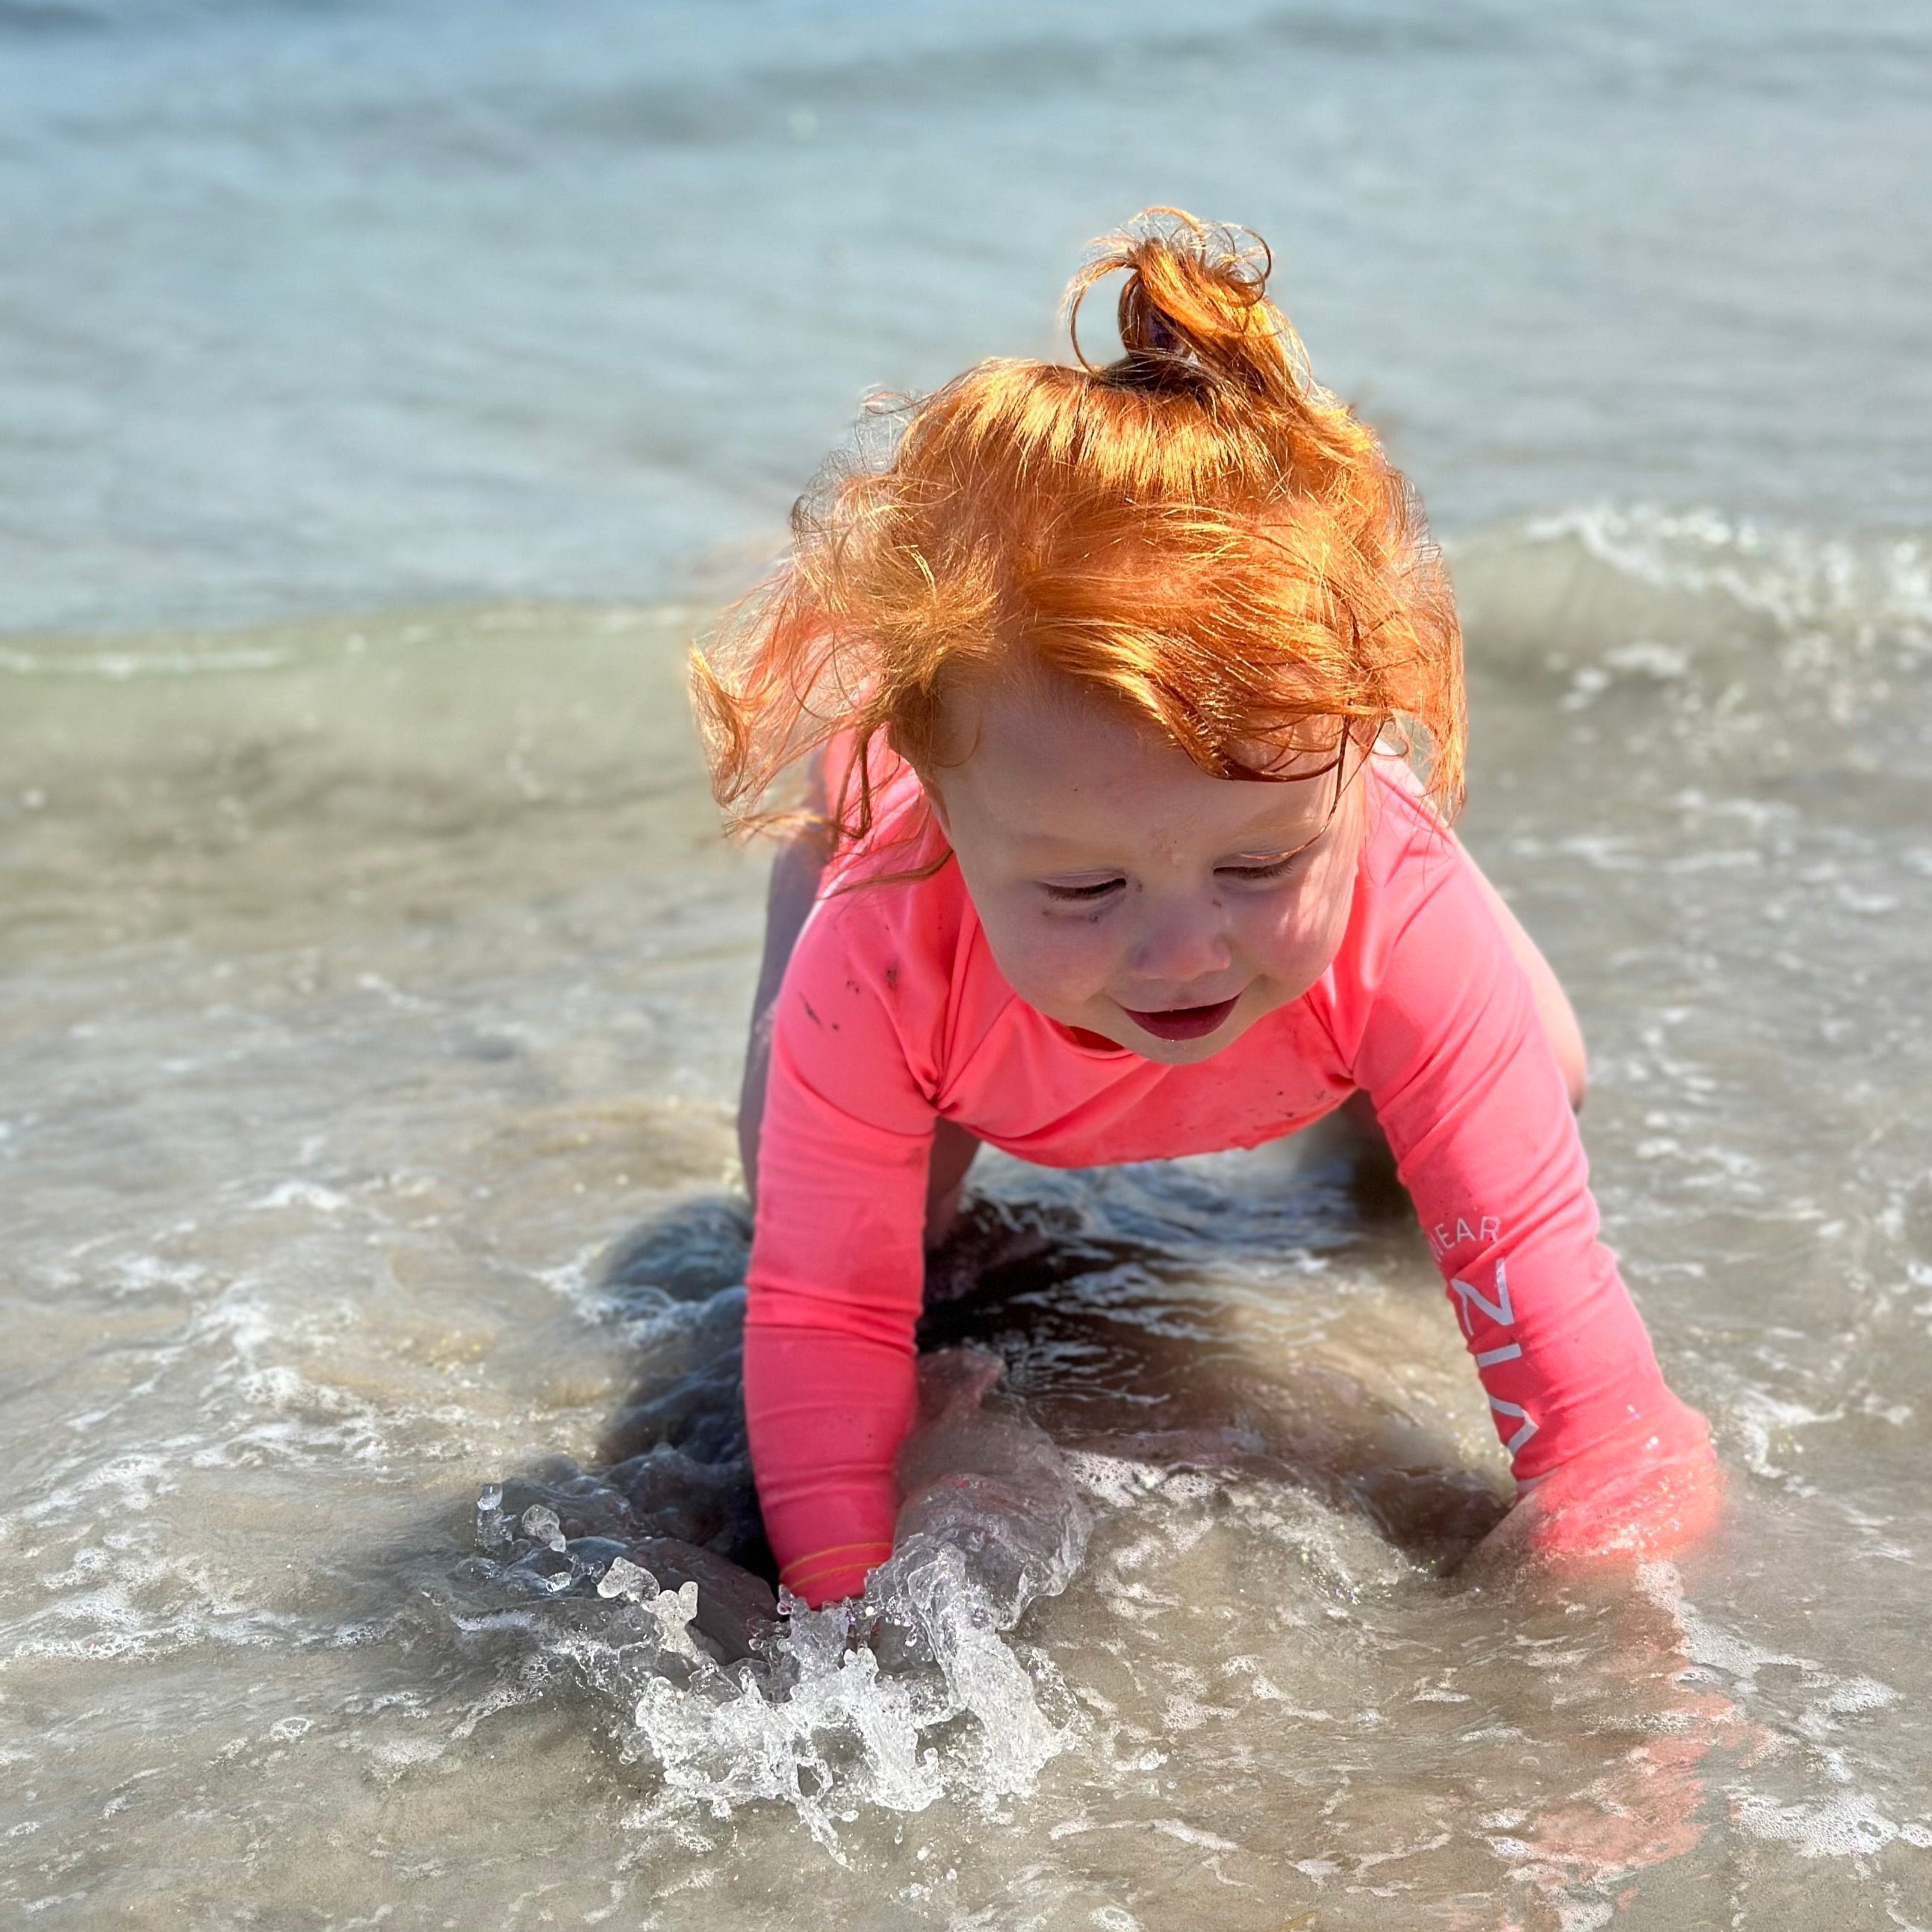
[1,0,1929,636]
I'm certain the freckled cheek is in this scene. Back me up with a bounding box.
[1243,886,1352,989]
[979,906,1122,1008]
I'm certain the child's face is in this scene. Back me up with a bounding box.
[923,674,1366,1064]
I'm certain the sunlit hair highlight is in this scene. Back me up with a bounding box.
[690,208,1464,854]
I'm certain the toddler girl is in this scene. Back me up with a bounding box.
[692,210,1720,1609]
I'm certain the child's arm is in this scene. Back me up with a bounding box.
[742,889,942,1607]
[1344,805,1721,1564]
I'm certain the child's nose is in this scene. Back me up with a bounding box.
[1126,900,1232,989]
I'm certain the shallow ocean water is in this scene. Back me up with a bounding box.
[2,0,1929,634]
[4,514,1932,1927]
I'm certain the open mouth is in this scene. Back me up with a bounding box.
[1119,995,1240,1042]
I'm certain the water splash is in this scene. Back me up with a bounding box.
[456,1341,1090,1850]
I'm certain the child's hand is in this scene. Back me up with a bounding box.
[1468,1394,1723,1577]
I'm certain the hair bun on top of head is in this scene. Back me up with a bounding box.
[690,204,1465,853]
[1066,206,1298,402]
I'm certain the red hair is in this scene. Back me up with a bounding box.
[690,208,1463,849]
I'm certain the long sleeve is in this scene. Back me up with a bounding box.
[1337,799,1695,1488]
[743,886,943,1606]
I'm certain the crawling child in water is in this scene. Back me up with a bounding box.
[691,208,1721,1609]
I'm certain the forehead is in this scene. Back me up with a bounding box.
[935,673,1341,854]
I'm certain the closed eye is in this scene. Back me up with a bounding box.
[1216,854,1302,883]
[1042,878,1125,903]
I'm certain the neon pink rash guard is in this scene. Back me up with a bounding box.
[745,752,1700,1607]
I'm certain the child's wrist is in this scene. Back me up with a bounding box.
[1504,1397,1722,1564]
[779,1538,895,1609]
